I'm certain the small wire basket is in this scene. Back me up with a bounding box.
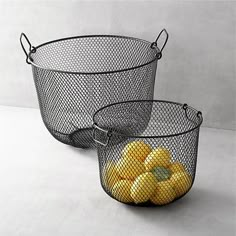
[20,30,168,148]
[93,100,203,206]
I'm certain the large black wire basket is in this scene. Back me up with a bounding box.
[93,100,203,206]
[20,30,168,148]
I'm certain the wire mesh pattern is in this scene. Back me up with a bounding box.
[20,33,168,148]
[31,36,158,73]
[93,100,203,206]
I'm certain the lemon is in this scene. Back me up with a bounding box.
[102,161,121,191]
[144,147,171,171]
[150,181,176,205]
[112,180,133,203]
[169,162,186,174]
[122,141,152,162]
[152,166,171,181]
[131,172,158,204]
[169,171,192,197]
[116,157,146,179]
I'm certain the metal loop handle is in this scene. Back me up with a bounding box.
[183,104,203,124]
[151,29,169,59]
[197,111,202,118]
[182,103,188,110]
[93,124,111,146]
[20,33,34,64]
[182,103,192,123]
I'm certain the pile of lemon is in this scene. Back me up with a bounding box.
[102,141,192,205]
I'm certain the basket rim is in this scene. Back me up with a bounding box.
[28,34,160,75]
[93,100,203,139]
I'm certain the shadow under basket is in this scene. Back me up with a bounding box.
[20,30,168,148]
[93,100,203,206]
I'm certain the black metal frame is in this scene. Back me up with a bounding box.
[93,100,203,145]
[93,100,203,206]
[20,30,168,75]
[20,30,168,148]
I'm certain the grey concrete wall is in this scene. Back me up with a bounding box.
[0,0,235,130]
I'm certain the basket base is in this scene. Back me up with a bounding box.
[70,127,95,149]
[101,183,193,207]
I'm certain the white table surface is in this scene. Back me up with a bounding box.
[0,105,235,236]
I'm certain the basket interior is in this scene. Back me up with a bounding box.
[30,36,157,73]
[93,101,202,137]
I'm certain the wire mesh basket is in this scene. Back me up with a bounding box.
[20,30,168,148]
[93,100,203,206]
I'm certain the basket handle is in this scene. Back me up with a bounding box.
[92,123,111,146]
[20,33,35,64]
[183,104,203,123]
[151,29,169,59]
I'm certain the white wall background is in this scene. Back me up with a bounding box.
[0,0,235,130]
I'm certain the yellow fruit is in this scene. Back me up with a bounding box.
[144,147,171,171]
[169,171,192,197]
[150,181,176,205]
[112,180,133,203]
[122,141,152,162]
[116,157,146,179]
[169,162,186,174]
[131,172,158,204]
[103,161,121,191]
